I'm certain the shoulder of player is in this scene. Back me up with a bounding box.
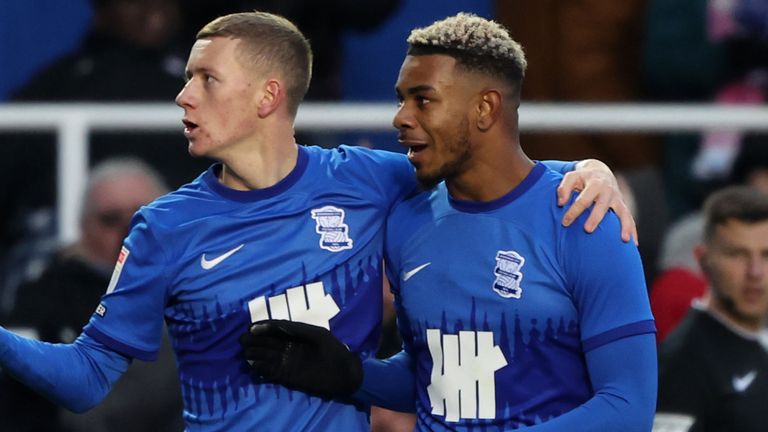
[392,185,439,214]
[386,189,435,242]
[134,183,211,228]
[533,165,624,234]
[307,144,409,172]
[507,167,570,225]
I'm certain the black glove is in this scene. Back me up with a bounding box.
[239,320,363,399]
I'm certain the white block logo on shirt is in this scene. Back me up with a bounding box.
[426,329,508,422]
[492,250,525,299]
[311,206,353,252]
[247,281,340,329]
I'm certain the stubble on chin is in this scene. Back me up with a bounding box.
[416,172,441,191]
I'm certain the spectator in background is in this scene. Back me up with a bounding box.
[0,0,211,307]
[1,158,183,432]
[655,186,768,432]
[650,135,768,343]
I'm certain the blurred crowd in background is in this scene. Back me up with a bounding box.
[1,0,768,431]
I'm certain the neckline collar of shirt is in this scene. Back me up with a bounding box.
[447,162,545,213]
[203,145,309,202]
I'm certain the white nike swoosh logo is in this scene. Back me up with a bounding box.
[732,370,757,393]
[201,244,245,270]
[403,262,431,281]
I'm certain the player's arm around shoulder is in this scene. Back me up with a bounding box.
[335,146,419,206]
[556,158,638,244]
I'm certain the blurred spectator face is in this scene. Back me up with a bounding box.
[96,0,180,48]
[81,173,162,267]
[747,170,768,194]
[696,219,768,330]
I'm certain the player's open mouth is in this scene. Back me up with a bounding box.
[407,145,427,158]
[182,119,199,136]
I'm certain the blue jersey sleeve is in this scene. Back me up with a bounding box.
[368,226,419,413]
[520,333,657,431]
[354,350,417,412]
[383,194,422,292]
[0,328,130,412]
[83,213,171,360]
[560,206,655,346]
[533,201,657,430]
[541,160,578,175]
[337,146,419,209]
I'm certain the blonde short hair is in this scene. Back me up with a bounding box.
[198,11,312,117]
[407,13,526,93]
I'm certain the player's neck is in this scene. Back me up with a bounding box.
[447,142,533,202]
[706,297,765,334]
[218,137,299,191]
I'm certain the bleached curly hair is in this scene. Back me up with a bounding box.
[407,13,527,92]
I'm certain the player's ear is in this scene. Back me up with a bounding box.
[257,79,283,117]
[476,89,502,131]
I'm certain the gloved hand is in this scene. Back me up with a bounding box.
[239,320,363,399]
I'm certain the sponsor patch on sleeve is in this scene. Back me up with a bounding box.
[95,303,107,317]
[106,246,130,294]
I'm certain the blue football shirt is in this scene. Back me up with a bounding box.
[84,145,416,431]
[385,162,655,430]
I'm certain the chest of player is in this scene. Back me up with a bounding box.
[395,216,576,333]
[167,201,384,304]
[158,201,388,370]
[396,240,591,427]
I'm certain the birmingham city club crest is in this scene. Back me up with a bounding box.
[493,250,525,298]
[311,206,354,252]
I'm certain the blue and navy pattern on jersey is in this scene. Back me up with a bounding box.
[385,162,655,431]
[83,145,417,431]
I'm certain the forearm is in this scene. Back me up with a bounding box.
[521,333,657,432]
[353,350,417,412]
[0,327,130,412]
